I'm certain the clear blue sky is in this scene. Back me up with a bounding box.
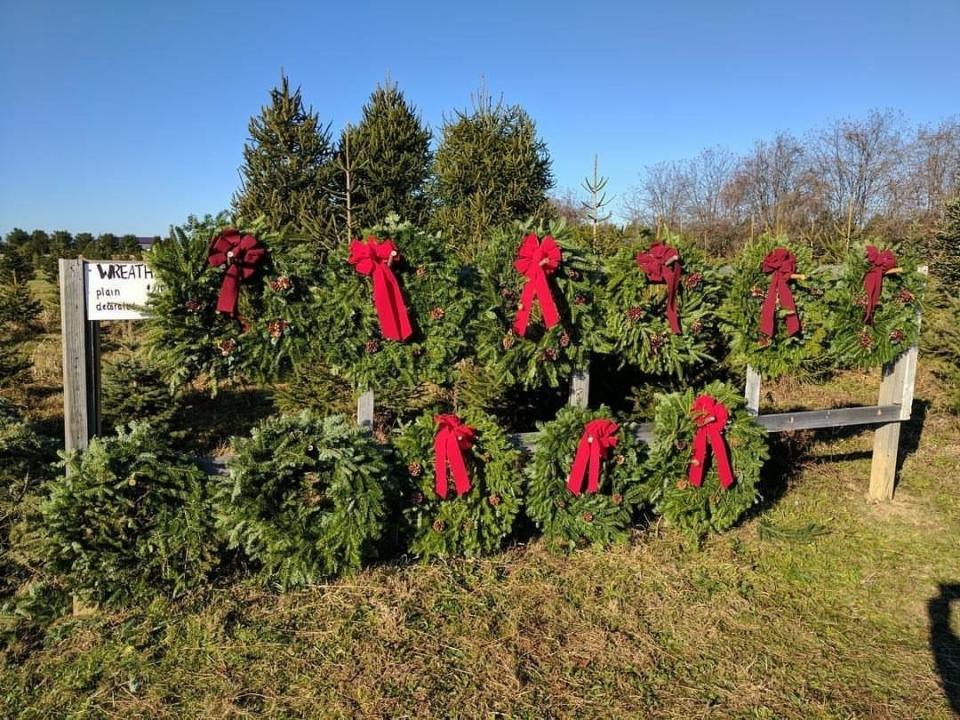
[1,0,958,237]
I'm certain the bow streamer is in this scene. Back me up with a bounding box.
[636,243,682,334]
[566,419,619,496]
[759,248,802,338]
[862,245,897,325]
[687,395,735,490]
[207,229,267,317]
[512,233,562,337]
[433,414,477,499]
[348,236,413,342]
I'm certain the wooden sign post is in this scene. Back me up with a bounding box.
[59,258,156,452]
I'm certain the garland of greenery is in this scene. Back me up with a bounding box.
[393,409,523,560]
[42,423,216,606]
[825,241,925,369]
[474,219,603,390]
[525,405,650,549]
[720,235,828,378]
[647,381,768,539]
[217,412,390,588]
[144,214,317,394]
[599,232,722,377]
[308,216,475,403]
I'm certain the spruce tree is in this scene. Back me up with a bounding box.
[431,91,553,260]
[101,352,180,433]
[935,195,960,293]
[0,276,42,331]
[234,73,336,244]
[340,82,433,230]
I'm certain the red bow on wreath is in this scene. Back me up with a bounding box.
[759,248,802,338]
[862,245,898,325]
[567,418,619,496]
[433,414,476,499]
[636,243,682,334]
[513,233,562,337]
[207,229,266,317]
[348,236,413,342]
[688,395,735,490]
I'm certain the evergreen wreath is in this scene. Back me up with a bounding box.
[42,422,216,606]
[825,241,925,369]
[600,232,721,377]
[309,215,474,402]
[144,215,316,394]
[474,218,603,390]
[217,412,390,588]
[525,405,650,550]
[647,381,768,539]
[720,234,827,378]
[393,409,523,560]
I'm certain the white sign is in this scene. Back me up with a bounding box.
[84,261,157,320]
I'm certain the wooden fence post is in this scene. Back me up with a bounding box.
[568,358,590,409]
[744,365,761,415]
[59,258,100,453]
[357,389,374,430]
[868,266,925,500]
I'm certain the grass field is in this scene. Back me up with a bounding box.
[1,361,958,718]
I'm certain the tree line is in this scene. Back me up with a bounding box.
[0,229,148,283]
[618,110,960,257]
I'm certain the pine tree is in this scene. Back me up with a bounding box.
[935,195,960,293]
[0,246,32,284]
[234,73,336,244]
[0,276,42,331]
[101,352,180,433]
[431,90,553,260]
[341,82,433,230]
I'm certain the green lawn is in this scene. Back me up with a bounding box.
[2,365,958,718]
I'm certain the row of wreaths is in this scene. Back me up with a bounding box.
[51,383,761,602]
[143,215,926,397]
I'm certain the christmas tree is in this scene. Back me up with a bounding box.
[101,352,180,433]
[340,82,433,230]
[431,90,553,260]
[0,275,42,331]
[233,73,336,244]
[935,195,960,293]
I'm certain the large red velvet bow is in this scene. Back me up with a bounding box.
[207,229,266,317]
[566,419,619,496]
[512,233,562,337]
[636,243,682,334]
[862,245,897,325]
[433,414,476,499]
[348,236,413,342]
[688,395,735,490]
[759,248,801,338]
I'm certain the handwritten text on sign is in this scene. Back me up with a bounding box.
[84,261,156,320]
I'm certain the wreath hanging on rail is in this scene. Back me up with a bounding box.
[393,408,523,560]
[524,406,650,550]
[599,232,722,377]
[719,235,828,378]
[825,242,924,369]
[216,412,391,589]
[646,381,768,540]
[308,216,475,404]
[473,219,603,390]
[144,215,316,393]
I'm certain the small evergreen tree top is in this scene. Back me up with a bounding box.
[431,90,553,260]
[343,81,433,229]
[234,73,336,242]
[101,352,180,433]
